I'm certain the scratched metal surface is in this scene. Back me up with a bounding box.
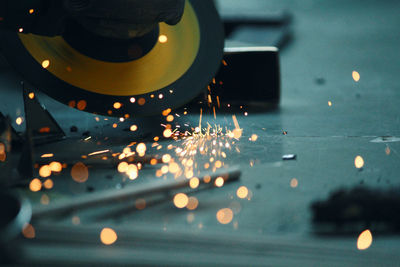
[1,0,400,265]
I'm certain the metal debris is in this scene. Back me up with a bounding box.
[282,154,296,160]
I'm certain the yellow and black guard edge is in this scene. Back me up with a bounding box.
[0,0,224,117]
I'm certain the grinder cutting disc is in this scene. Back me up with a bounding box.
[0,0,224,117]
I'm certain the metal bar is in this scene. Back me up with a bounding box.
[32,168,241,220]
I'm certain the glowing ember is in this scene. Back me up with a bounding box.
[136,143,147,156]
[357,229,372,250]
[163,129,173,138]
[173,193,189,208]
[187,197,199,210]
[215,160,222,168]
[250,134,258,142]
[28,92,35,99]
[135,199,146,210]
[159,35,168,43]
[42,60,50,69]
[162,154,171,163]
[166,115,174,122]
[215,177,224,187]
[88,150,109,156]
[130,125,138,132]
[77,100,87,111]
[40,153,54,158]
[216,208,233,224]
[100,228,117,245]
[29,9,34,14]
[236,186,249,199]
[290,178,298,188]
[189,177,200,189]
[161,165,169,174]
[15,117,23,125]
[49,161,62,172]
[113,102,122,109]
[328,101,332,107]
[127,164,138,180]
[22,223,35,239]
[29,178,42,192]
[0,143,5,162]
[43,179,54,189]
[117,162,128,173]
[354,155,364,169]
[39,165,51,178]
[162,108,172,116]
[71,162,89,183]
[169,162,180,174]
[352,71,361,82]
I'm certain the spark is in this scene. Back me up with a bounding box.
[40,153,54,158]
[49,161,62,172]
[216,208,233,224]
[189,177,200,189]
[215,177,224,187]
[43,179,54,189]
[135,199,146,210]
[250,134,258,142]
[88,150,109,156]
[136,143,146,157]
[22,223,35,239]
[290,178,298,188]
[163,129,173,138]
[352,71,361,82]
[71,162,89,183]
[16,117,23,125]
[42,60,50,69]
[117,162,129,173]
[159,35,168,43]
[236,186,249,199]
[77,100,87,111]
[100,228,117,245]
[162,154,171,163]
[199,108,203,129]
[173,193,189,208]
[187,197,199,210]
[39,165,51,178]
[357,230,372,250]
[354,155,364,169]
[29,178,42,192]
[130,125,138,132]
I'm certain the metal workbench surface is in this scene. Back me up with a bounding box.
[1,0,400,265]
